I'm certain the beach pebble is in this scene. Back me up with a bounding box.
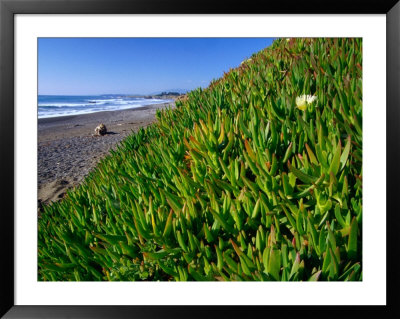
[94,123,107,136]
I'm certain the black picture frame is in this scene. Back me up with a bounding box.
[1,0,399,318]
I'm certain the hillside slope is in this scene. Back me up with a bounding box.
[38,38,362,281]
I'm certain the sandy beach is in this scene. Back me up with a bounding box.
[38,101,174,208]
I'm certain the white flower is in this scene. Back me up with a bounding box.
[296,94,317,111]
[306,95,317,104]
[240,58,252,65]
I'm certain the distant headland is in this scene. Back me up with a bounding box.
[126,91,186,100]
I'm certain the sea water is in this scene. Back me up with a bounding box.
[38,95,173,119]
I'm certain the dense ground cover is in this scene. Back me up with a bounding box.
[38,38,362,281]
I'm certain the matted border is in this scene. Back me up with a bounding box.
[16,15,386,306]
[1,0,399,317]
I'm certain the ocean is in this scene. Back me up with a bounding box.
[38,95,173,119]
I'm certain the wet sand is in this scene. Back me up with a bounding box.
[38,102,174,207]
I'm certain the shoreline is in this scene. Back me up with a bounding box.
[38,103,173,142]
[38,101,173,122]
[38,101,174,208]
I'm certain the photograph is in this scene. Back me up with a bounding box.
[37,37,363,282]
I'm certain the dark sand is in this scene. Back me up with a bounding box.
[38,102,174,207]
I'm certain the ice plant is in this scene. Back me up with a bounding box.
[38,38,362,282]
[296,94,317,111]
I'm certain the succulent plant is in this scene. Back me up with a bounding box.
[38,38,362,281]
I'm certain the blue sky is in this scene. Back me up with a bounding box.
[38,38,274,95]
